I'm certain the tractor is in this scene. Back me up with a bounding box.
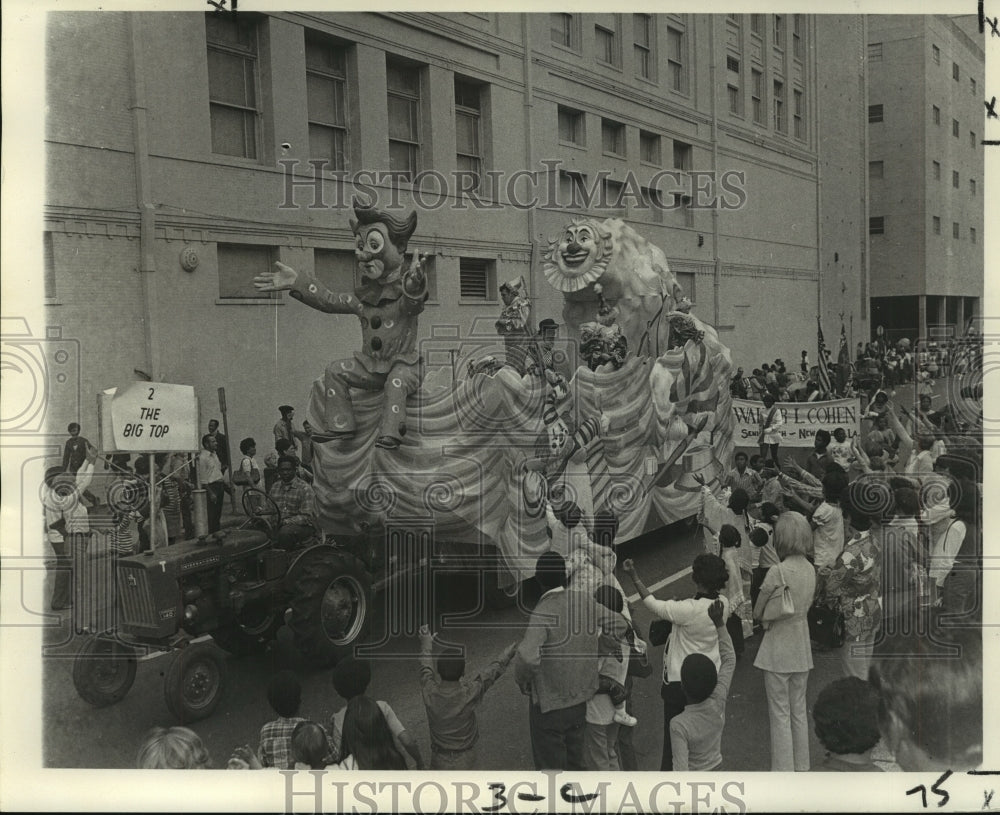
[71,488,371,722]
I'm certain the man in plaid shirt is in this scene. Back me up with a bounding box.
[268,456,316,548]
[724,452,762,501]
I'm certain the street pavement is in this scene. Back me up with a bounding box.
[41,519,892,772]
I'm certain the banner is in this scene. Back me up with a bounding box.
[731,398,862,447]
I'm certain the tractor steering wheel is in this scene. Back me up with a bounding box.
[240,487,282,534]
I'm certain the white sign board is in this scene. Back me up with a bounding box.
[730,398,862,448]
[105,382,199,452]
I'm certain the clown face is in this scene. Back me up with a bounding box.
[355,223,404,281]
[541,218,613,293]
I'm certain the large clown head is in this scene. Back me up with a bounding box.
[541,218,614,293]
[349,198,418,283]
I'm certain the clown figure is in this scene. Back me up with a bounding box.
[254,199,429,449]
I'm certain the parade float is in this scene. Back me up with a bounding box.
[253,201,737,608]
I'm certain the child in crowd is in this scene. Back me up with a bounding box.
[826,427,854,473]
[291,721,334,770]
[258,670,307,769]
[725,452,763,502]
[810,469,848,570]
[698,485,751,557]
[811,678,883,771]
[586,585,640,771]
[417,625,517,770]
[137,726,211,769]
[669,599,736,771]
[748,502,781,609]
[717,525,751,655]
[327,657,424,769]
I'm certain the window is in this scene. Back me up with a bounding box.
[559,170,591,208]
[952,118,959,137]
[750,14,764,36]
[728,85,742,116]
[602,179,626,216]
[596,25,616,65]
[305,34,349,171]
[773,15,785,48]
[218,243,273,299]
[726,55,740,72]
[869,160,884,179]
[459,258,495,300]
[868,42,882,61]
[932,105,940,125]
[558,105,585,145]
[932,216,941,234]
[970,130,976,148]
[674,193,694,228]
[672,140,692,170]
[601,118,625,156]
[205,13,261,159]
[953,222,960,239]
[43,232,55,299]
[970,227,977,244]
[641,187,663,223]
[792,15,803,59]
[639,130,661,165]
[551,13,574,48]
[931,44,940,64]
[953,62,960,81]
[971,178,976,195]
[869,216,884,235]
[751,69,764,124]
[868,104,883,123]
[667,27,685,92]
[386,58,422,182]
[932,160,940,179]
[953,170,960,188]
[455,78,484,190]
[971,77,977,96]
[773,80,785,132]
[634,14,653,80]
[314,248,358,291]
[793,89,804,139]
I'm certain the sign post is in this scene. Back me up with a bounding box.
[218,387,236,512]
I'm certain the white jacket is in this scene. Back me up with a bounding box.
[44,461,94,542]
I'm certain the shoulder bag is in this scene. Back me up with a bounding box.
[232,457,261,486]
[761,563,795,623]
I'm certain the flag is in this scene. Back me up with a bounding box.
[817,317,833,396]
[838,321,850,366]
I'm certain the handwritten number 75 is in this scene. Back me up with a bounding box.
[906,770,952,807]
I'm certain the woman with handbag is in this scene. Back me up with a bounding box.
[752,511,816,771]
[821,486,882,680]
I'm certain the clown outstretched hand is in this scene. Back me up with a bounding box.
[254,261,299,292]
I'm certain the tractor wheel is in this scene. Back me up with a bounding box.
[164,641,227,723]
[210,601,282,656]
[72,636,137,708]
[288,548,372,667]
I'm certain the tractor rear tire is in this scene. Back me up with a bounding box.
[72,635,137,708]
[288,548,372,667]
[164,641,227,723]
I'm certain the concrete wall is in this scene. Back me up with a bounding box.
[45,11,868,447]
[867,15,984,310]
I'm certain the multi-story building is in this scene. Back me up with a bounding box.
[867,15,984,342]
[44,12,867,446]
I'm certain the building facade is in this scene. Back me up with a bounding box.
[44,12,867,447]
[867,15,984,343]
